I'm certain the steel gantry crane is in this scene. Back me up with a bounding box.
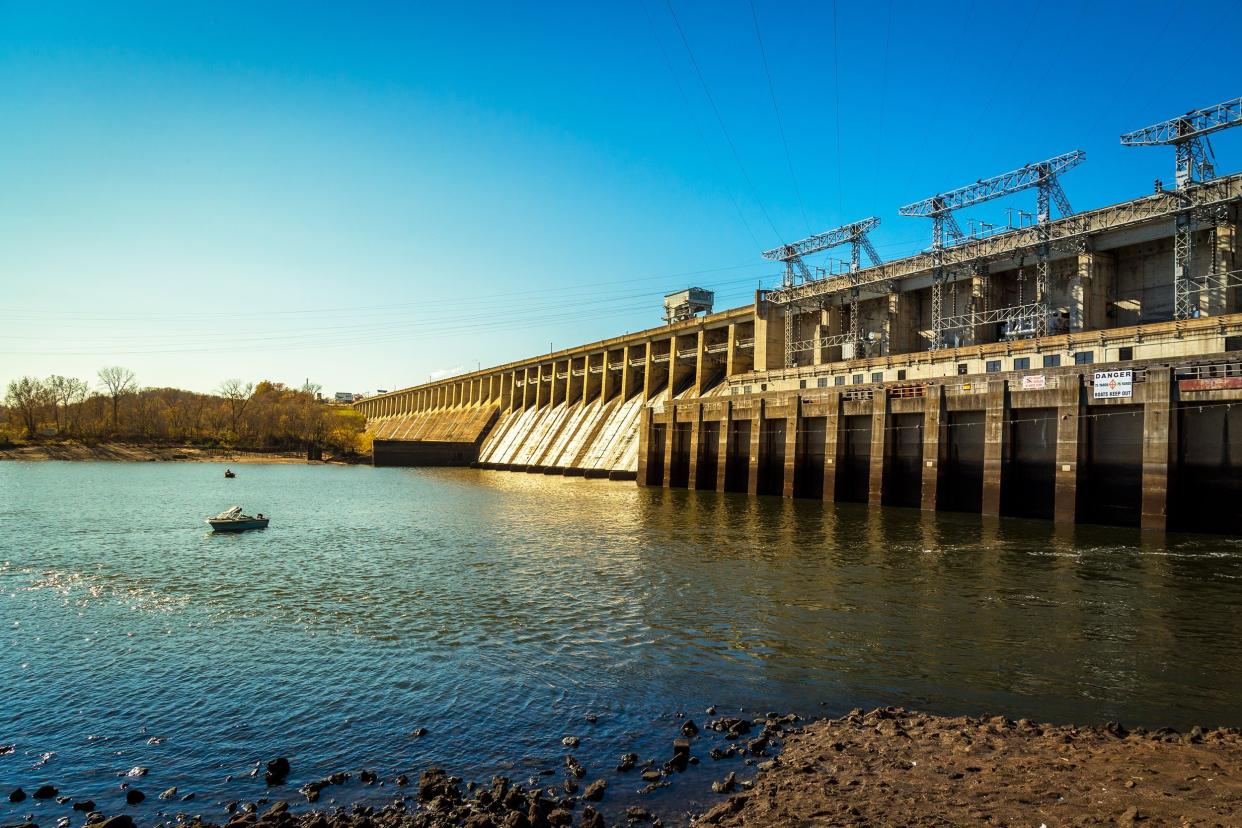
[899,150,1085,348]
[762,217,882,368]
[1121,96,1242,320]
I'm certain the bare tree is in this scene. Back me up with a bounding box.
[47,375,88,433]
[5,377,50,436]
[97,366,137,432]
[218,378,255,438]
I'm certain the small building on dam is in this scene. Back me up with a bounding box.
[355,99,1242,534]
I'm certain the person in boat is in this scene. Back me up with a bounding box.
[257,513,264,519]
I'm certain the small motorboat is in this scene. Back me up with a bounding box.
[207,506,269,532]
[224,469,236,478]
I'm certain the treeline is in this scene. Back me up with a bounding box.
[2,367,370,457]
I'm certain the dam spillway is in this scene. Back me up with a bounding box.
[356,169,1242,535]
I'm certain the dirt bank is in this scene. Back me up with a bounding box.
[0,442,361,464]
[696,707,1242,827]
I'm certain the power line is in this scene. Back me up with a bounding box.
[830,0,844,216]
[873,0,894,194]
[0,261,769,321]
[748,0,811,235]
[637,0,764,251]
[663,0,785,243]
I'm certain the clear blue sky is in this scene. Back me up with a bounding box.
[2,1,1239,395]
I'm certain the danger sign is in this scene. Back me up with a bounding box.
[1093,370,1133,399]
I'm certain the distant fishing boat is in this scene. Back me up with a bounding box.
[224,469,236,478]
[207,506,269,532]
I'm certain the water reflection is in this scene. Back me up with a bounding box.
[1,462,1240,824]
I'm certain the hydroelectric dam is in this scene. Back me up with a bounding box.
[354,97,1242,535]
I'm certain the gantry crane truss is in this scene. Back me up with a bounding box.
[763,218,882,368]
[1122,96,1242,320]
[899,150,1085,349]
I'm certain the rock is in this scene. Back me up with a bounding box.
[681,720,699,737]
[712,772,737,794]
[584,714,598,724]
[33,785,59,800]
[417,768,461,805]
[547,809,573,826]
[700,795,749,824]
[747,736,768,756]
[57,796,71,804]
[626,806,652,822]
[582,779,606,802]
[126,767,148,778]
[561,736,579,748]
[706,706,716,715]
[410,728,428,738]
[264,758,290,786]
[359,770,377,785]
[9,789,26,803]
[58,817,71,828]
[580,805,605,828]
[261,801,288,820]
[158,787,177,801]
[1119,806,1144,826]
[394,774,409,787]
[181,792,195,801]
[72,800,96,812]
[126,788,145,805]
[563,756,585,779]
[98,817,136,828]
[640,770,661,783]
[672,738,690,757]
[616,753,638,772]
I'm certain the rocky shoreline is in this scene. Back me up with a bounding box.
[5,709,1241,828]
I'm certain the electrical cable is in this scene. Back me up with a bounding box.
[664,0,785,243]
[748,0,811,235]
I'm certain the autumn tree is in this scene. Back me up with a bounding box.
[5,377,50,436]
[46,375,89,433]
[97,366,137,432]
[218,378,255,439]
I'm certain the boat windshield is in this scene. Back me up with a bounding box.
[213,506,244,520]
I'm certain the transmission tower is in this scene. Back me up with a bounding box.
[898,150,1085,348]
[1121,96,1242,320]
[762,218,882,368]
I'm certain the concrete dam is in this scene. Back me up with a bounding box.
[357,102,1242,534]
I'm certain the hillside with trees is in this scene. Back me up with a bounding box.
[2,367,370,460]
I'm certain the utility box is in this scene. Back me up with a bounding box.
[663,287,714,324]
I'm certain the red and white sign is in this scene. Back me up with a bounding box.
[1021,375,1046,390]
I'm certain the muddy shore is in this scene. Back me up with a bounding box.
[6,709,1241,828]
[700,707,1242,827]
[0,443,361,464]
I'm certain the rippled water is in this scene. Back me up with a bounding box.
[2,461,1242,824]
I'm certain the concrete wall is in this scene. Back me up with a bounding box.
[640,354,1242,534]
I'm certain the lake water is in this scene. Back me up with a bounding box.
[2,461,1242,825]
